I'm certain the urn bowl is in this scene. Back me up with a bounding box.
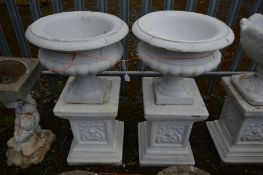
[25,11,128,51]
[132,11,234,52]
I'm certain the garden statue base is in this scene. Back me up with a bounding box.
[138,77,208,166]
[6,129,55,169]
[156,165,210,175]
[54,76,123,165]
[232,72,263,106]
[207,77,263,164]
[0,57,55,168]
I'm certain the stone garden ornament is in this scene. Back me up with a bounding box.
[132,11,234,165]
[0,57,55,168]
[133,11,234,105]
[232,13,263,105]
[26,11,128,165]
[156,166,210,175]
[26,11,128,104]
[207,13,263,163]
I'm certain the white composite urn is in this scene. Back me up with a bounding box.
[232,13,263,105]
[133,11,234,52]
[133,11,234,105]
[25,11,128,165]
[26,11,128,104]
[132,10,234,166]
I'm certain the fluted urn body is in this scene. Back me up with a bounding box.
[232,13,263,105]
[133,11,234,166]
[26,11,128,104]
[133,11,234,105]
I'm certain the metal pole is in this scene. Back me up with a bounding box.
[186,0,197,12]
[5,0,32,58]
[0,25,11,56]
[96,0,107,13]
[74,0,85,11]
[51,0,63,13]
[142,0,151,15]
[207,0,219,17]
[29,0,42,21]
[164,0,174,10]
[43,70,249,77]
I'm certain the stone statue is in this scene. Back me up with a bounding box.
[5,95,55,169]
[232,13,263,105]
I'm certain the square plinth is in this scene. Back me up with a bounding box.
[142,77,209,120]
[67,120,124,165]
[54,76,120,118]
[139,121,195,166]
[54,76,124,165]
[207,77,263,164]
[139,77,209,166]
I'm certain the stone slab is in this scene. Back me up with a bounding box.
[142,77,208,120]
[138,121,195,166]
[0,57,41,102]
[54,76,120,118]
[67,120,124,165]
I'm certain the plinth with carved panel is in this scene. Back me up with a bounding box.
[207,77,263,163]
[54,77,123,165]
[139,77,209,166]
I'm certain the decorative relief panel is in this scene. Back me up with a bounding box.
[221,97,243,138]
[78,122,107,142]
[240,122,263,142]
[154,125,185,144]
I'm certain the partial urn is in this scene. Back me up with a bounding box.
[0,57,55,168]
[232,13,263,105]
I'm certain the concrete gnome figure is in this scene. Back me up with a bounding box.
[0,57,55,168]
[6,95,55,168]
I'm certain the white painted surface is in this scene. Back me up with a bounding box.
[54,77,120,118]
[38,42,123,76]
[54,77,124,165]
[232,14,263,105]
[39,43,123,104]
[137,42,221,104]
[138,121,195,166]
[142,77,208,120]
[132,11,234,52]
[138,78,209,166]
[26,12,128,104]
[26,11,128,51]
[137,42,221,77]
[207,77,263,164]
